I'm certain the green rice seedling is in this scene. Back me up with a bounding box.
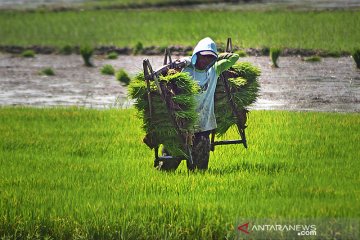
[80,45,94,67]
[107,51,118,59]
[100,64,115,75]
[133,42,144,55]
[235,49,247,57]
[116,68,131,85]
[60,45,73,55]
[21,49,35,58]
[303,56,322,62]
[214,62,261,135]
[129,71,199,156]
[39,67,55,76]
[352,49,360,68]
[270,47,281,67]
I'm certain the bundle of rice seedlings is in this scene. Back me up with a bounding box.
[80,45,94,67]
[116,69,131,85]
[107,51,118,59]
[21,50,35,58]
[129,71,199,157]
[270,47,281,67]
[39,67,55,76]
[214,62,261,136]
[100,64,115,75]
[60,45,73,55]
[352,49,360,69]
[302,56,322,62]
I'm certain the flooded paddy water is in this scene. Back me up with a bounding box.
[0,53,359,112]
[1,1,359,111]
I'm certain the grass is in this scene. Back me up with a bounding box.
[0,10,359,52]
[100,64,115,75]
[0,107,359,239]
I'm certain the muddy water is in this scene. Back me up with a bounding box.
[243,56,360,112]
[0,53,359,112]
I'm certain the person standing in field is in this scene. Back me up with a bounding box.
[158,37,239,171]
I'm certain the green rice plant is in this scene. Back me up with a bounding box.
[303,56,322,62]
[129,71,199,156]
[39,67,55,76]
[133,42,143,55]
[352,49,360,68]
[80,45,94,67]
[270,47,281,67]
[100,64,115,75]
[107,51,118,59]
[0,107,359,239]
[0,11,359,52]
[21,49,35,58]
[60,45,73,55]
[214,62,261,135]
[116,68,131,85]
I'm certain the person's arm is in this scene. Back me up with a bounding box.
[215,53,239,76]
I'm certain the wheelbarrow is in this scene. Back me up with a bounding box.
[142,38,247,169]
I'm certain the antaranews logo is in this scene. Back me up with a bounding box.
[237,221,317,237]
[237,222,251,234]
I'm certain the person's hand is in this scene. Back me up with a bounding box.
[169,59,181,69]
[169,58,190,69]
[218,53,234,60]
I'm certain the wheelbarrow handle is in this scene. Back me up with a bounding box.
[153,59,188,77]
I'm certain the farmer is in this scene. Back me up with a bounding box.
[159,37,239,171]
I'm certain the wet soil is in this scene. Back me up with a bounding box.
[0,53,359,112]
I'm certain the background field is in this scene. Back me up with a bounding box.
[1,10,359,52]
[0,108,359,239]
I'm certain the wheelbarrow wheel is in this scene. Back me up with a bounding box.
[187,132,211,171]
[154,149,181,171]
[155,158,181,171]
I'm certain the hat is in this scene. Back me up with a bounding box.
[198,50,217,58]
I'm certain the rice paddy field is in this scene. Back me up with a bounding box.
[1,0,360,238]
[0,10,359,52]
[0,107,359,239]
